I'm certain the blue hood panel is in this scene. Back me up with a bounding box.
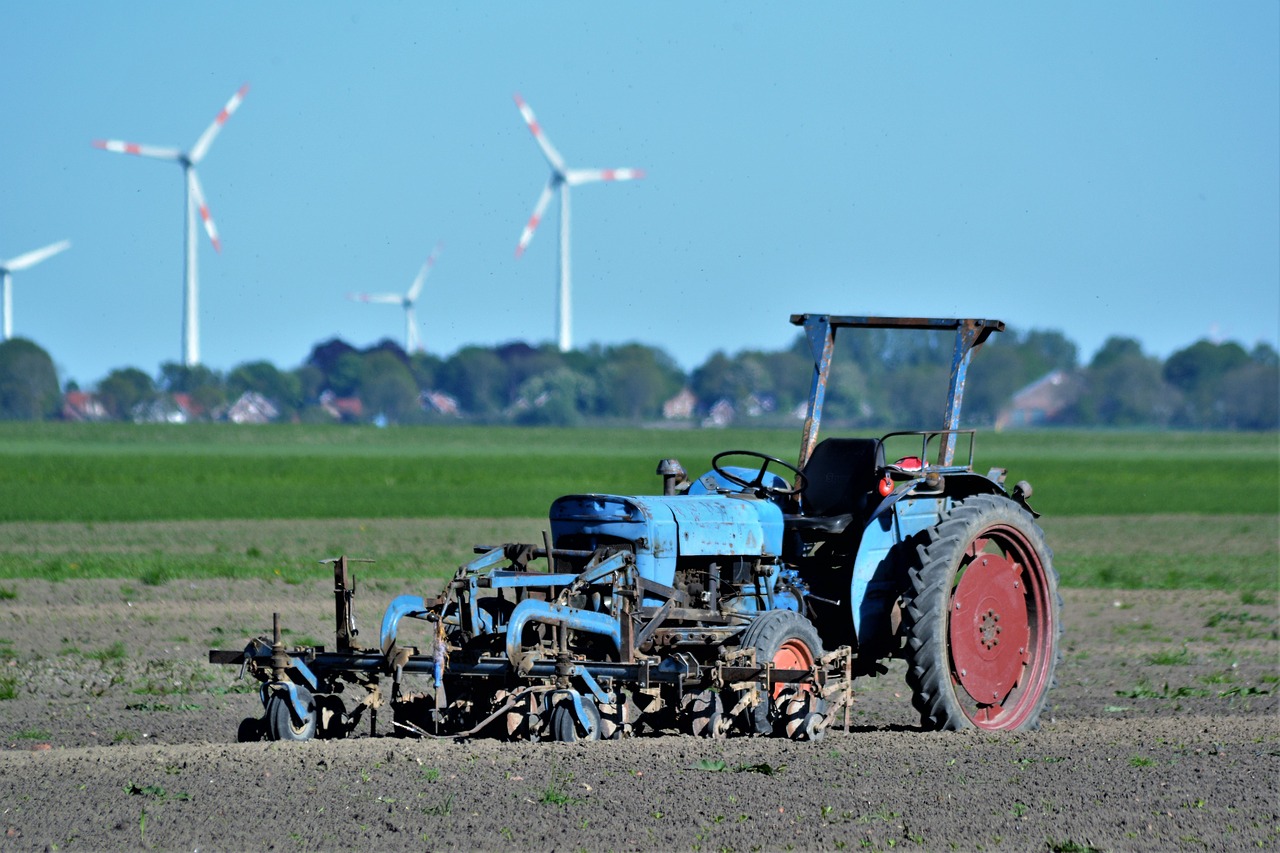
[550,494,783,594]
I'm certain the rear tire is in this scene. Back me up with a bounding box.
[903,495,1062,732]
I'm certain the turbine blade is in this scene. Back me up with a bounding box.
[406,241,443,303]
[513,93,566,173]
[405,304,421,352]
[566,167,645,186]
[515,181,556,258]
[187,170,222,252]
[2,239,71,272]
[92,139,183,160]
[189,83,250,164]
[347,292,403,304]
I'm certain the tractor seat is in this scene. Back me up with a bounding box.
[785,437,886,538]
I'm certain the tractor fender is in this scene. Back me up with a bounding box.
[846,473,1007,648]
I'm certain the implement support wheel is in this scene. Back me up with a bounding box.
[266,686,317,742]
[903,494,1062,731]
[550,694,601,742]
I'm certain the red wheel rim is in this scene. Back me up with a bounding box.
[946,524,1055,730]
[772,639,815,697]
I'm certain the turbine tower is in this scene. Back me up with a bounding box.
[347,242,443,354]
[0,240,71,341]
[93,84,249,366]
[512,93,643,352]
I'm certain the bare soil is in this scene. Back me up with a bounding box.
[0,580,1276,851]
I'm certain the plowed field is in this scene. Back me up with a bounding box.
[1,581,1276,851]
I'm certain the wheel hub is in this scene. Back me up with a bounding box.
[950,553,1030,705]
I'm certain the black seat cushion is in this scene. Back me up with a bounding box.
[787,438,885,536]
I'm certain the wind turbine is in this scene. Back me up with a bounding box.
[93,83,249,367]
[512,93,643,352]
[0,239,71,341]
[347,242,443,354]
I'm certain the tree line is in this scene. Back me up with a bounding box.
[0,327,1275,430]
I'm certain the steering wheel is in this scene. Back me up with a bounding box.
[710,450,806,498]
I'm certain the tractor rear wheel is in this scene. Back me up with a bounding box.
[903,494,1062,731]
[737,610,824,735]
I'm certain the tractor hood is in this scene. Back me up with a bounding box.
[549,493,784,592]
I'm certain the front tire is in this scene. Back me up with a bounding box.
[903,495,1062,732]
[736,610,825,735]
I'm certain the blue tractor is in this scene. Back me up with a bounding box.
[212,314,1062,741]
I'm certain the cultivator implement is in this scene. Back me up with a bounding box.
[212,553,853,742]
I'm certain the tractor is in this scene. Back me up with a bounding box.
[211,314,1062,742]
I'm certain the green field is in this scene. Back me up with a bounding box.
[0,423,1275,593]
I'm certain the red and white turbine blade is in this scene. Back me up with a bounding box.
[187,170,222,252]
[92,139,183,161]
[347,292,402,304]
[3,239,71,272]
[515,181,556,258]
[190,83,250,165]
[513,93,566,173]
[406,241,443,303]
[566,167,645,186]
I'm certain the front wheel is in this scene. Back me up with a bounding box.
[736,610,825,735]
[903,495,1062,731]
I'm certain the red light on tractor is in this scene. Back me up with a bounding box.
[878,475,894,497]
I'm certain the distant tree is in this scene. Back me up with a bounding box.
[882,362,952,428]
[1164,340,1251,427]
[495,342,566,403]
[228,361,302,413]
[1089,336,1145,370]
[328,353,365,398]
[513,367,596,426]
[360,350,419,422]
[437,347,508,416]
[595,343,684,420]
[1065,337,1178,426]
[158,362,226,415]
[292,364,326,405]
[959,342,1027,427]
[97,367,156,420]
[752,345,811,414]
[1217,362,1280,430]
[0,338,60,420]
[306,338,359,377]
[407,351,443,391]
[690,352,750,408]
[1249,342,1279,367]
[1021,329,1078,374]
[965,328,1079,426]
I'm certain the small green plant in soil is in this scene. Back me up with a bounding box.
[15,728,51,739]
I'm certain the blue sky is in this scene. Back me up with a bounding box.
[2,2,1277,387]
